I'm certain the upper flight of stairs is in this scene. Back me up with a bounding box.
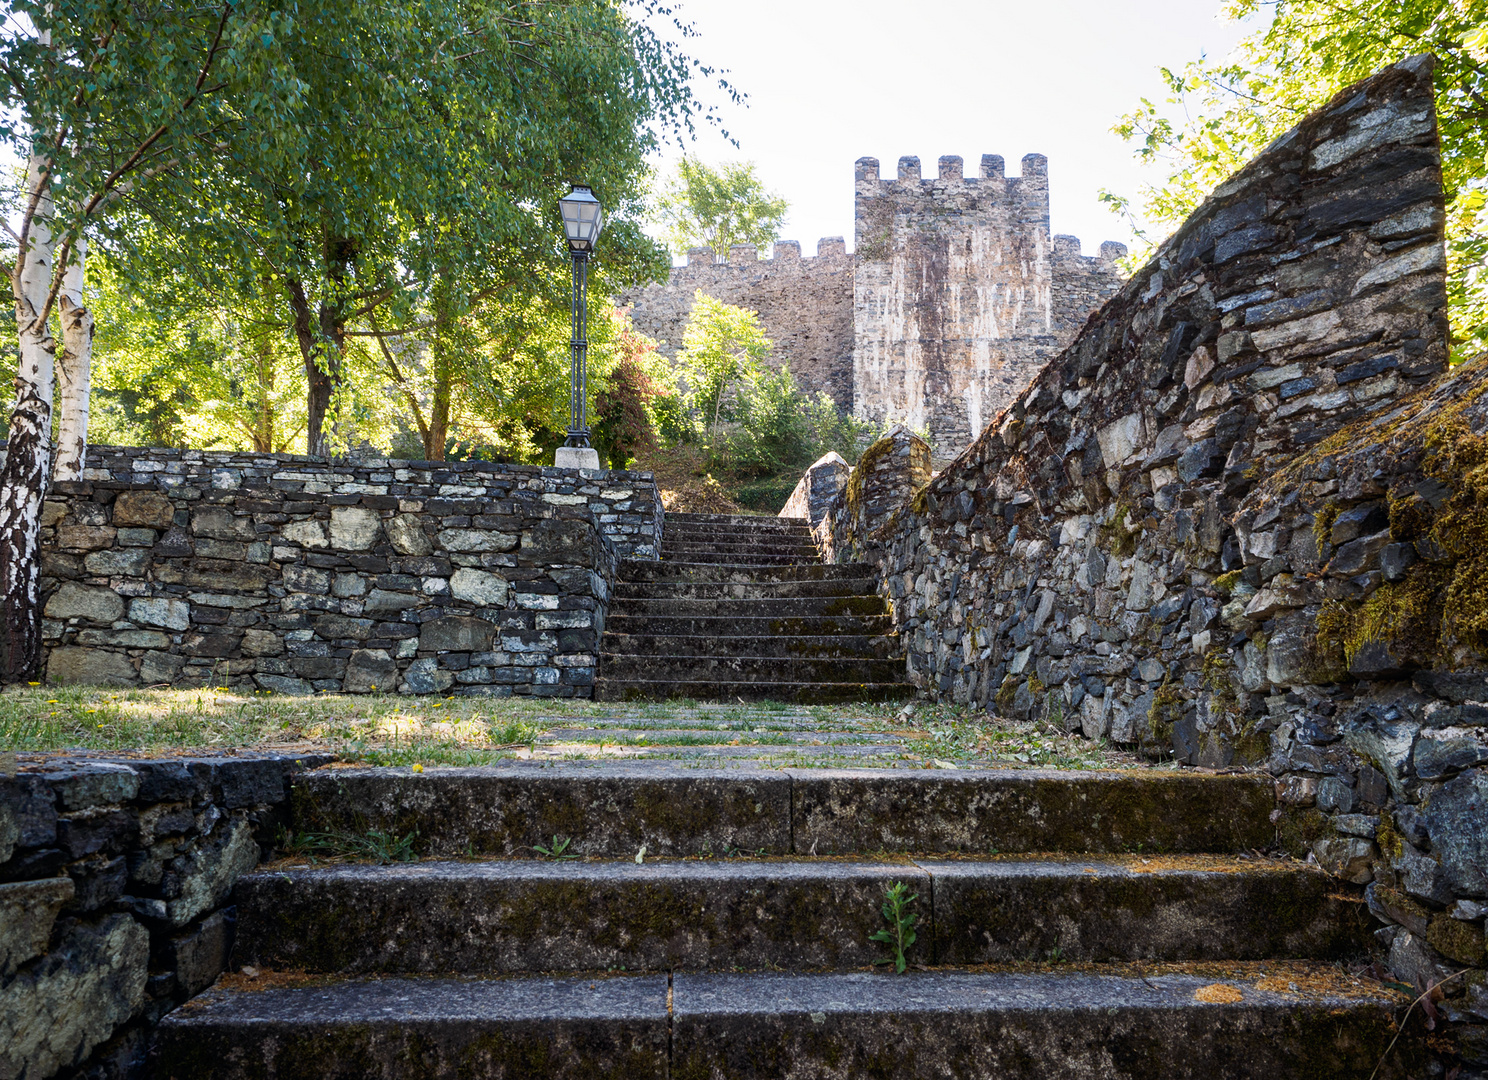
[151,766,1409,1079]
[595,512,913,703]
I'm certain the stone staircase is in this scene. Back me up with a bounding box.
[152,765,1412,1078]
[595,512,912,703]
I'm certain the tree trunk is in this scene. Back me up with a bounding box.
[0,157,59,681]
[53,238,93,482]
[425,271,456,461]
[285,277,337,457]
[250,277,275,453]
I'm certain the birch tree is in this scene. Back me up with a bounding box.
[0,1,305,679]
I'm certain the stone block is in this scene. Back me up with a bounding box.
[0,913,148,1080]
[1423,767,1488,896]
[363,588,419,616]
[330,506,382,551]
[162,818,260,927]
[255,673,313,696]
[140,651,186,685]
[112,490,176,529]
[191,505,254,541]
[420,616,496,652]
[0,878,75,975]
[386,514,433,556]
[83,548,151,577]
[313,614,374,641]
[449,567,509,606]
[400,658,455,695]
[47,647,138,687]
[344,649,398,693]
[170,908,235,998]
[45,581,125,623]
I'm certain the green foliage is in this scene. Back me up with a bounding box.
[593,322,670,470]
[870,880,919,974]
[656,159,789,262]
[532,836,578,860]
[677,291,773,439]
[1105,0,1488,358]
[282,827,419,865]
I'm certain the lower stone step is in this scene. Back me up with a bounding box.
[619,560,876,584]
[152,969,1410,1079]
[290,766,1276,858]
[597,654,906,684]
[609,596,888,618]
[601,633,902,659]
[232,856,1367,975]
[604,614,896,637]
[612,578,879,600]
[593,678,913,704]
[661,552,819,566]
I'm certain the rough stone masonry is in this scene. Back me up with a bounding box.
[807,56,1488,1056]
[619,155,1126,457]
[36,447,662,696]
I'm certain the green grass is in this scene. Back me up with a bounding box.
[0,687,1136,771]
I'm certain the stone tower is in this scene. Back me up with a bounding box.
[852,154,1124,452]
[617,153,1126,456]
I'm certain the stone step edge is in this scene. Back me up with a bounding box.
[151,968,1406,1080]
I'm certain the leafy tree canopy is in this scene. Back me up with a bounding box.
[1103,0,1488,358]
[656,158,788,262]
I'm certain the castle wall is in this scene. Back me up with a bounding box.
[853,154,1124,453]
[617,239,855,408]
[808,59,1488,1050]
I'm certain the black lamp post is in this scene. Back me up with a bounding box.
[556,184,604,468]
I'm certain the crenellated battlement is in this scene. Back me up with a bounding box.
[674,236,852,268]
[853,152,1047,188]
[620,149,1128,454]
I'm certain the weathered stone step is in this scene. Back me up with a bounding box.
[668,512,809,529]
[232,856,1365,975]
[594,678,913,704]
[613,578,879,600]
[659,550,821,566]
[619,560,876,583]
[663,541,821,559]
[290,766,1274,858]
[602,633,902,659]
[597,654,904,684]
[608,596,888,618]
[664,522,813,538]
[152,969,1407,1079]
[603,614,895,637]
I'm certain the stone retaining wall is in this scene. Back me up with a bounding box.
[0,753,326,1080]
[809,57,1487,1055]
[39,449,662,697]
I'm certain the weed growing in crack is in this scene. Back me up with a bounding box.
[533,836,578,860]
[280,827,418,865]
[871,880,919,973]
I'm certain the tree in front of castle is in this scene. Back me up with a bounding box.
[656,160,789,263]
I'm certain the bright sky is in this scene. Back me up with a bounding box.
[646,0,1265,261]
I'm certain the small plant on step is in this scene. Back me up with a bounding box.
[282,827,419,865]
[871,880,919,973]
[533,836,578,860]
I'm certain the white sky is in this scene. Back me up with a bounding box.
[646,0,1265,261]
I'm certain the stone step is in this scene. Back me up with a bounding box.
[602,614,897,637]
[659,551,821,566]
[597,654,905,684]
[612,578,879,600]
[601,633,903,659]
[663,541,821,559]
[593,678,914,704]
[608,596,888,618]
[619,560,876,583]
[668,512,809,529]
[289,767,1275,858]
[664,522,814,537]
[232,855,1366,975]
[152,969,1407,1079]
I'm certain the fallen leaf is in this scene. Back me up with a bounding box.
[1194,984,1243,1004]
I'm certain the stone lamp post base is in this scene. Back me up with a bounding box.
[554,446,601,471]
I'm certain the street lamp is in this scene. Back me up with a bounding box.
[555,183,604,470]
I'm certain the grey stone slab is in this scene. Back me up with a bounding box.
[235,858,926,973]
[670,970,1407,1079]
[293,766,792,858]
[922,856,1370,963]
[789,769,1275,855]
[151,975,669,1080]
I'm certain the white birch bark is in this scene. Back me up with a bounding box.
[0,153,59,678]
[53,238,92,482]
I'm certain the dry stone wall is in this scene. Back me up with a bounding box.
[812,57,1487,1046]
[37,448,662,697]
[0,753,326,1080]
